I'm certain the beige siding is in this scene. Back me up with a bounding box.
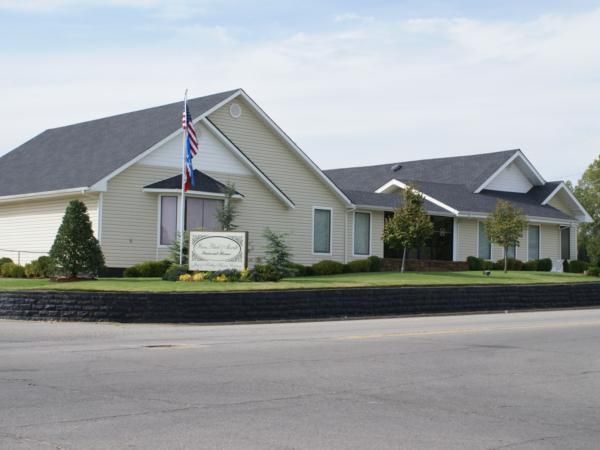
[456,218,478,261]
[0,195,98,265]
[208,98,349,264]
[101,164,178,267]
[540,224,561,260]
[344,210,385,261]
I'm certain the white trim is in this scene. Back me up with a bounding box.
[89,90,243,192]
[352,211,372,257]
[457,211,578,227]
[452,218,459,262]
[143,188,243,200]
[474,150,545,194]
[97,192,104,244]
[0,187,89,203]
[201,118,295,209]
[541,182,593,222]
[374,179,460,216]
[312,206,333,256]
[237,90,353,207]
[527,224,541,261]
[477,221,492,261]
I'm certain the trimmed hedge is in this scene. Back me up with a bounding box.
[566,260,589,274]
[312,260,345,276]
[345,259,371,273]
[467,256,484,271]
[367,256,383,272]
[124,260,172,278]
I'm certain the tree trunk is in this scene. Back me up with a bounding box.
[401,247,407,273]
[504,247,508,273]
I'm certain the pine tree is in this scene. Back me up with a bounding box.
[383,186,434,272]
[49,200,105,278]
[263,228,293,277]
[216,183,238,231]
[485,200,526,273]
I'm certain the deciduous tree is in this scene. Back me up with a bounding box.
[486,200,526,273]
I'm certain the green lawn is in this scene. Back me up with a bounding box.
[0,271,596,292]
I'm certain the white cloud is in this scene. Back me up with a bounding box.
[1,8,600,182]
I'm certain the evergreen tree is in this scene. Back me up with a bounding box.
[485,200,526,273]
[263,228,293,277]
[216,183,238,231]
[383,186,434,273]
[49,200,105,278]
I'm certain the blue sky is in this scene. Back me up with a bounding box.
[1,0,599,182]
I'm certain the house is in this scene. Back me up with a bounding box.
[0,89,592,272]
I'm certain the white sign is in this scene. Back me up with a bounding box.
[189,231,247,271]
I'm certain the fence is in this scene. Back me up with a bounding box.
[0,248,49,265]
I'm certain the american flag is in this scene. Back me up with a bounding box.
[182,100,198,192]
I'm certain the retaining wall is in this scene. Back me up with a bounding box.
[1,283,599,323]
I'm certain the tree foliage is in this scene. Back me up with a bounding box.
[49,200,105,278]
[263,228,294,278]
[216,183,238,231]
[485,200,526,273]
[382,186,434,272]
[572,155,600,265]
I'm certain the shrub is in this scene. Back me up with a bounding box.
[312,260,345,276]
[0,257,13,265]
[286,263,310,277]
[124,260,172,278]
[482,260,495,271]
[567,260,589,274]
[192,272,207,282]
[495,258,523,271]
[367,255,382,272]
[1,262,26,278]
[523,260,539,271]
[179,273,192,282]
[49,200,105,277]
[263,228,294,278]
[208,269,241,282]
[162,264,188,281]
[346,259,371,273]
[249,264,282,282]
[538,258,552,272]
[587,266,600,277]
[467,256,484,271]
[563,260,570,273]
[24,256,54,278]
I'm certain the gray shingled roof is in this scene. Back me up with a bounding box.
[144,170,242,196]
[343,189,447,214]
[325,152,574,220]
[0,89,239,197]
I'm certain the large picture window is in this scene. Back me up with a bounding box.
[160,196,178,245]
[478,222,491,260]
[313,208,332,254]
[528,225,540,261]
[561,227,571,260]
[353,212,371,256]
[160,196,224,246]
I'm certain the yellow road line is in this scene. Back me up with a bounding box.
[336,320,600,340]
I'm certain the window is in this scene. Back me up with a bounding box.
[506,246,516,259]
[354,212,371,256]
[561,227,571,260]
[313,208,332,254]
[528,225,540,260]
[160,196,224,246]
[160,196,178,245]
[186,198,222,231]
[478,222,491,260]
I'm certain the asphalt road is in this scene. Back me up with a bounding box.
[1,310,600,450]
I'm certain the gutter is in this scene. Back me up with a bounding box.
[0,187,90,204]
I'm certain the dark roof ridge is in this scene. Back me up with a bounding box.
[43,89,240,132]
[324,149,520,172]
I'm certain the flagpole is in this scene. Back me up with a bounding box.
[179,89,188,265]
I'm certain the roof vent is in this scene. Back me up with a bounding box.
[391,163,402,172]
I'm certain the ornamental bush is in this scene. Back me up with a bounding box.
[286,263,311,277]
[367,256,383,272]
[49,200,105,278]
[24,256,55,278]
[495,258,523,271]
[124,260,172,278]
[538,258,553,272]
[311,260,345,276]
[567,260,589,274]
[1,262,26,278]
[522,260,539,271]
[248,264,282,282]
[162,264,188,281]
[467,256,484,271]
[346,259,371,273]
